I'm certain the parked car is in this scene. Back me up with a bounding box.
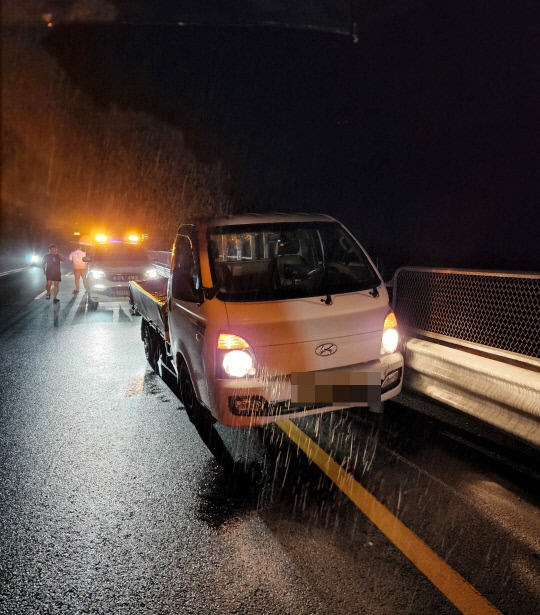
[86,241,157,310]
[130,214,403,428]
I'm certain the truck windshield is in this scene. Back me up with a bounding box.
[93,243,148,262]
[207,222,380,302]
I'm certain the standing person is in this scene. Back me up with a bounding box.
[69,244,88,294]
[42,244,65,302]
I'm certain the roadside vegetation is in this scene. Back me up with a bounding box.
[1,22,232,251]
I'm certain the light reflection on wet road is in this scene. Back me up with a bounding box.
[0,281,538,614]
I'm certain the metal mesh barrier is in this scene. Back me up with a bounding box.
[393,268,540,359]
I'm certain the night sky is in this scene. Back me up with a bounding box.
[4,1,538,274]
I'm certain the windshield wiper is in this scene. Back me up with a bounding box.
[317,264,333,305]
[369,284,379,298]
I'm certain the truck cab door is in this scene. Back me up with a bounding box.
[168,227,209,407]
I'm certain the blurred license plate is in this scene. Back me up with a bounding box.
[291,370,380,406]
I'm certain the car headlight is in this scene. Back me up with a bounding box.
[29,254,40,263]
[90,269,105,279]
[145,268,158,279]
[381,311,399,354]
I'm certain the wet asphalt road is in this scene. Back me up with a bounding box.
[0,259,48,334]
[0,267,539,615]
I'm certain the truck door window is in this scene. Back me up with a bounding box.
[171,235,200,302]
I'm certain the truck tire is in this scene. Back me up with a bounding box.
[179,361,237,473]
[142,320,159,372]
[179,362,202,422]
[179,361,217,435]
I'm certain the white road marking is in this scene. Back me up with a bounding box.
[0,267,27,277]
[64,293,85,327]
[112,305,120,323]
[33,270,72,299]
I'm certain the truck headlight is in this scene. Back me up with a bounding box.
[217,333,257,378]
[145,268,158,279]
[381,311,399,354]
[90,269,105,279]
[223,350,255,378]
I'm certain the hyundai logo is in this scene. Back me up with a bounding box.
[315,343,338,356]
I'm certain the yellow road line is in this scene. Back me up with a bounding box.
[276,418,501,615]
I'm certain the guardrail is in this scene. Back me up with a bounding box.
[393,267,540,448]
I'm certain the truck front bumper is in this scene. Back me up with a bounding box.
[209,352,404,427]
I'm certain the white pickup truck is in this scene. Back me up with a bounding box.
[129,214,403,430]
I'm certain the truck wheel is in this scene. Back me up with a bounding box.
[179,362,234,472]
[142,321,159,372]
[179,362,215,431]
[179,363,200,422]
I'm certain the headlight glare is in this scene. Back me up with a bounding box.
[145,268,158,279]
[90,269,105,279]
[381,328,399,354]
[222,350,255,378]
